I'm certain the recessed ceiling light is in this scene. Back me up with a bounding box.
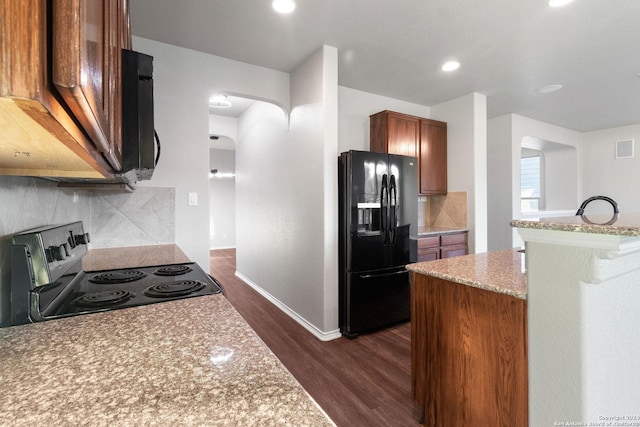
[272,0,296,14]
[548,0,574,7]
[536,84,563,94]
[442,61,460,72]
[209,95,232,109]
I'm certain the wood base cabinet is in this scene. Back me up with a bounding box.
[417,231,468,262]
[370,110,447,195]
[411,273,528,426]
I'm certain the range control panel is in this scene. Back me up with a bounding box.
[11,221,90,286]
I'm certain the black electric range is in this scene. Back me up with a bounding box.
[7,221,223,326]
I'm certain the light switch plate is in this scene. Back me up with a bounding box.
[188,192,198,206]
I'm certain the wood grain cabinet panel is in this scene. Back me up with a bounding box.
[417,231,468,262]
[419,119,447,195]
[411,273,528,426]
[417,236,439,262]
[0,0,131,178]
[370,110,419,157]
[52,0,130,170]
[370,110,447,195]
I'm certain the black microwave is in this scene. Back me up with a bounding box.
[120,49,159,183]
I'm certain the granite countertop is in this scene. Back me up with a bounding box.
[83,244,191,271]
[407,248,526,299]
[2,244,334,426]
[417,226,468,237]
[511,213,640,237]
[0,295,335,426]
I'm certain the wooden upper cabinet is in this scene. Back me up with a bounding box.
[0,0,131,178]
[370,111,419,157]
[370,110,447,195]
[52,0,127,170]
[419,118,447,195]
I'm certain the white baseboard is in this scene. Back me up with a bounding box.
[234,271,341,342]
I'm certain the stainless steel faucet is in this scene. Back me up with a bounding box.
[575,196,620,216]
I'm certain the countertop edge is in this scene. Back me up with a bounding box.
[417,227,468,237]
[407,248,527,300]
[510,214,640,237]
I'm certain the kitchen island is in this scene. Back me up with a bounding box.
[0,245,335,426]
[512,213,640,426]
[407,249,528,426]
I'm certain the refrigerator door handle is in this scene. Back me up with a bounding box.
[359,268,408,279]
[380,174,389,244]
[389,174,397,244]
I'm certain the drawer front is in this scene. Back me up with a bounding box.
[418,236,440,249]
[417,247,439,262]
[440,244,468,259]
[441,232,467,247]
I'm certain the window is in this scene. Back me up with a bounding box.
[521,155,541,212]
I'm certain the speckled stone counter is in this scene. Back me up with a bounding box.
[83,244,191,271]
[511,212,640,236]
[417,225,468,236]
[0,295,335,426]
[407,248,526,299]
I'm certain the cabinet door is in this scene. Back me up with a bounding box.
[51,0,124,170]
[440,232,468,259]
[417,236,440,262]
[419,119,447,195]
[440,244,468,259]
[387,113,419,157]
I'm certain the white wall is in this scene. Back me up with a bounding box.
[487,115,514,251]
[337,87,429,153]
[235,46,340,338]
[208,115,238,142]
[583,124,640,214]
[431,93,488,254]
[132,36,289,269]
[544,146,578,211]
[487,114,583,249]
[208,149,236,249]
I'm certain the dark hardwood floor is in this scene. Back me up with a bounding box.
[209,249,420,427]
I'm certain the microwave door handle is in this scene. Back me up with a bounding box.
[154,130,161,166]
[389,174,397,244]
[380,174,388,244]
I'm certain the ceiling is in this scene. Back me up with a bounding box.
[130,0,640,133]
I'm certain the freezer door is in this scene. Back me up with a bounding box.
[341,267,410,337]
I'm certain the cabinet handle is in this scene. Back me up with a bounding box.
[154,130,161,166]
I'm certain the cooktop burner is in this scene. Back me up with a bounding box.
[153,265,193,276]
[72,290,136,308]
[89,270,148,284]
[32,262,223,320]
[144,280,206,298]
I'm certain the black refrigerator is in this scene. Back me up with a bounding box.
[338,150,417,337]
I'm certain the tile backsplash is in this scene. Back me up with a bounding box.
[418,191,467,229]
[0,177,175,326]
[90,187,175,248]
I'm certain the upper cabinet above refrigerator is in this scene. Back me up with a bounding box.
[370,110,447,195]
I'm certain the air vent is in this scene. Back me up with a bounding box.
[615,139,634,159]
[209,135,219,140]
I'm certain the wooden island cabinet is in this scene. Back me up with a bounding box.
[408,249,528,426]
[370,110,447,195]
